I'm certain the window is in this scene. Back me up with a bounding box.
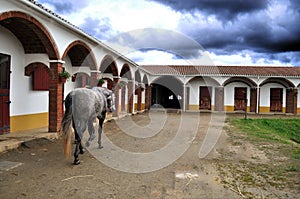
[25,63,50,91]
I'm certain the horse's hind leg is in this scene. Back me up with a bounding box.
[73,131,82,165]
[97,111,106,149]
[73,122,86,165]
[73,119,84,154]
[85,119,96,147]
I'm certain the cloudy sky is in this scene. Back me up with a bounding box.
[37,0,300,66]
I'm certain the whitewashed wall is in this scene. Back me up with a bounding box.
[0,26,49,116]
[187,77,219,106]
[224,82,250,106]
[260,83,285,107]
[298,88,300,108]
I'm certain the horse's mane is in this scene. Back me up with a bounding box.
[92,87,112,97]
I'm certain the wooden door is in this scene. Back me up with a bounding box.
[234,87,247,111]
[199,86,212,110]
[0,54,10,134]
[270,88,283,112]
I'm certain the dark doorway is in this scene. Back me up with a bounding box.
[0,53,11,134]
[199,86,212,110]
[151,76,183,109]
[234,87,247,111]
[270,88,283,112]
[151,84,181,108]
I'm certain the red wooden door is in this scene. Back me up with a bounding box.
[0,54,11,134]
[270,88,283,112]
[199,86,212,110]
[234,87,247,111]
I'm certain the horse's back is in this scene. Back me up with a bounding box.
[72,88,98,119]
[72,88,105,119]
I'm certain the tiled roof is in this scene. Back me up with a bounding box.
[140,65,300,77]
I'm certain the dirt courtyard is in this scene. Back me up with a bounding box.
[0,111,299,198]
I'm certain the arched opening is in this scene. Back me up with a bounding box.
[0,11,59,59]
[0,11,60,132]
[151,76,183,109]
[260,78,296,114]
[100,55,118,76]
[187,76,221,111]
[223,77,258,112]
[62,40,96,69]
[99,55,118,89]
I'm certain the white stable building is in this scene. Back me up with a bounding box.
[1,0,300,134]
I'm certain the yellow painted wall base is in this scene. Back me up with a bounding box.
[188,105,288,113]
[259,107,286,113]
[224,106,234,112]
[188,105,215,111]
[259,107,269,113]
[133,103,146,111]
[188,105,198,111]
[10,112,48,133]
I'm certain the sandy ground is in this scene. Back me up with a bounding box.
[0,111,299,198]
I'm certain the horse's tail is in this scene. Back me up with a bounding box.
[61,93,73,159]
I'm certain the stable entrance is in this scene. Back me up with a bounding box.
[0,53,10,134]
[199,86,212,110]
[151,76,183,109]
[234,87,247,111]
[151,85,180,108]
[270,88,283,112]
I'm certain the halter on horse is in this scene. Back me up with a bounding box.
[61,87,115,165]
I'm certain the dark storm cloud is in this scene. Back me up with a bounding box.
[176,0,300,55]
[180,16,272,54]
[150,0,269,21]
[150,0,300,65]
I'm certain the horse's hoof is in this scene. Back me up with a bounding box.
[85,141,90,147]
[98,145,103,149]
[80,149,85,154]
[73,159,80,165]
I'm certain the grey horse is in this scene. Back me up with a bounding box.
[61,87,115,165]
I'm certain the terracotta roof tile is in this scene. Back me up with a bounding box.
[140,65,300,77]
